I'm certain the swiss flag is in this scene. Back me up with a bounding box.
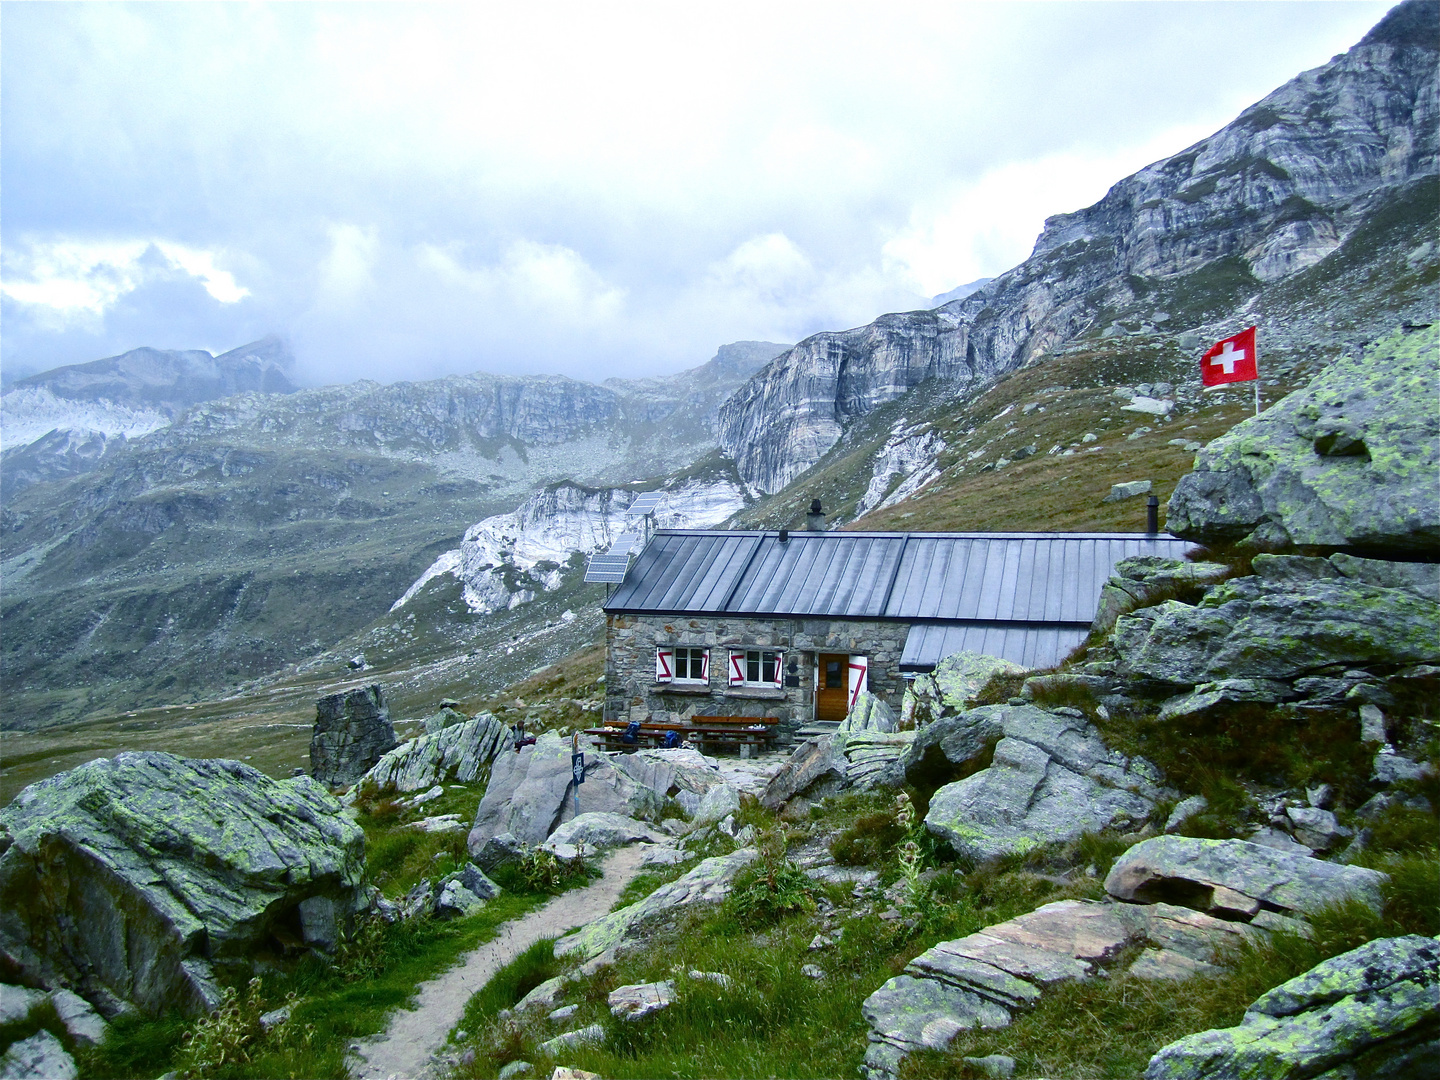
[1201,326,1258,387]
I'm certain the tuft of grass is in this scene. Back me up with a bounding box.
[831,809,907,867]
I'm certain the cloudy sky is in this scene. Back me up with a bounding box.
[2,1,1391,386]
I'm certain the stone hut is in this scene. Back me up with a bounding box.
[602,529,1191,743]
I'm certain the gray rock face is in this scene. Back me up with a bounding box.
[843,732,915,789]
[837,691,898,733]
[0,752,365,1018]
[467,734,663,852]
[719,27,1439,496]
[1105,836,1386,918]
[0,1030,77,1080]
[362,714,508,792]
[1089,557,1233,638]
[902,653,1027,727]
[1114,571,1440,686]
[554,848,759,961]
[885,707,1006,790]
[758,736,849,810]
[422,707,470,735]
[1144,934,1440,1080]
[1157,678,1295,723]
[310,685,398,787]
[1168,325,1440,554]
[691,785,742,829]
[924,705,1162,861]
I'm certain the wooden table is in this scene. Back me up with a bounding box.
[584,716,779,754]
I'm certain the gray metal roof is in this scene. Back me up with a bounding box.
[605,530,1194,625]
[899,623,1090,672]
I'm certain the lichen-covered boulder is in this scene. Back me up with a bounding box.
[310,685,398,787]
[1167,324,1440,555]
[1144,935,1440,1079]
[902,652,1027,727]
[882,706,1007,790]
[1114,569,1440,686]
[468,734,662,852]
[924,705,1162,861]
[0,753,366,1018]
[1105,836,1386,918]
[362,713,509,792]
[1090,556,1232,637]
[554,848,759,960]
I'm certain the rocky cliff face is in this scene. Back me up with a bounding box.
[719,4,1439,493]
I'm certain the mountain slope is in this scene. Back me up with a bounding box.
[718,4,1439,495]
[0,341,785,730]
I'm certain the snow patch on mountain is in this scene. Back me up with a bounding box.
[0,386,170,450]
[855,427,947,518]
[394,477,746,616]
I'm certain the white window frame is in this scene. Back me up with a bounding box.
[729,648,783,688]
[672,646,709,684]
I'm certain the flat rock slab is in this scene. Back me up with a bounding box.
[862,973,1010,1056]
[554,848,759,960]
[608,980,676,1021]
[1105,836,1387,917]
[921,931,1094,987]
[538,1024,604,1056]
[1128,948,1221,981]
[983,900,1134,963]
[543,813,663,852]
[1113,902,1260,964]
[1144,935,1440,1079]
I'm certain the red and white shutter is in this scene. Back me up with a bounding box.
[847,656,869,711]
[655,647,674,683]
[773,651,784,687]
[699,649,710,681]
[729,651,745,686]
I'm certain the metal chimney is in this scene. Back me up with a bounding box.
[806,499,826,532]
[1146,495,1159,535]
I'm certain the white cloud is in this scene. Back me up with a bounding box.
[882,122,1220,295]
[417,240,626,324]
[1,239,249,325]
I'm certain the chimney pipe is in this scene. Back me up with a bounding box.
[806,499,826,532]
[778,528,789,543]
[1146,495,1159,535]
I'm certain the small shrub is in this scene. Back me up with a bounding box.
[174,977,267,1077]
[972,669,1029,706]
[830,810,905,867]
[727,857,816,926]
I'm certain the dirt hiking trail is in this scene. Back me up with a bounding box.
[348,845,651,1080]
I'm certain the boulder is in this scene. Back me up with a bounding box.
[1157,679,1295,723]
[1105,836,1386,918]
[884,707,1007,789]
[609,748,726,803]
[838,691,898,733]
[460,864,502,900]
[423,706,471,735]
[1144,935,1440,1079]
[434,879,487,919]
[843,732,916,789]
[1165,796,1209,834]
[0,753,366,1018]
[902,652,1027,726]
[543,813,663,852]
[468,734,662,852]
[554,848,759,961]
[861,975,1009,1080]
[1103,480,1153,503]
[473,832,525,874]
[0,1030,76,1080]
[1114,573,1440,686]
[607,980,675,1021]
[538,1025,604,1056]
[758,736,848,811]
[924,705,1162,861]
[1284,806,1351,852]
[362,714,509,792]
[691,785,742,829]
[1166,324,1440,555]
[310,685,398,787]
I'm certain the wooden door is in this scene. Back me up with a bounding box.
[816,653,849,722]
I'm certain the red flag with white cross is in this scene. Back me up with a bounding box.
[1201,326,1258,387]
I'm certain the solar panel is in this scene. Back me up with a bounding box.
[584,553,633,583]
[612,531,645,553]
[625,491,664,517]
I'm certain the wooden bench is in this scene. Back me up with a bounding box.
[583,715,779,754]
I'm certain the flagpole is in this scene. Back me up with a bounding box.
[1253,334,1262,416]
